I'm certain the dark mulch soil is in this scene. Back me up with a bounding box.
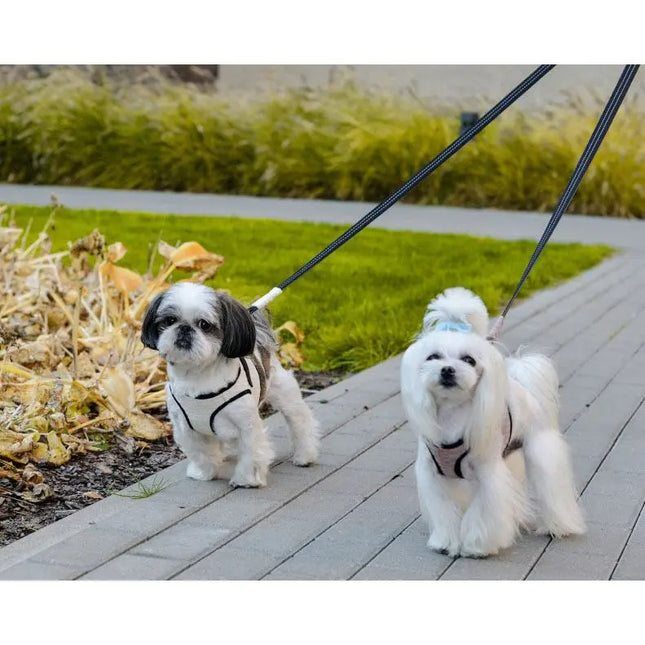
[0,369,345,549]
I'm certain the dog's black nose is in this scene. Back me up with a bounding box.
[440,365,457,387]
[175,324,193,350]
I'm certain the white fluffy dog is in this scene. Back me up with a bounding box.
[142,283,320,488]
[400,287,586,558]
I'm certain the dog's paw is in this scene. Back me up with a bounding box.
[186,461,218,481]
[291,446,319,467]
[460,531,505,558]
[459,542,495,559]
[229,466,267,489]
[533,517,587,539]
[427,530,461,557]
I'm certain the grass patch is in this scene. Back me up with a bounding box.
[7,204,613,372]
[113,476,172,499]
[1,71,645,217]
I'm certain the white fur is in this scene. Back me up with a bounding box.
[401,287,586,557]
[146,282,320,488]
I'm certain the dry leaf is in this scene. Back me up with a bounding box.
[125,411,171,441]
[46,431,71,466]
[157,240,177,260]
[106,242,127,263]
[22,463,44,485]
[100,262,143,293]
[275,321,306,344]
[167,241,224,280]
[22,483,54,503]
[275,321,306,368]
[101,364,136,418]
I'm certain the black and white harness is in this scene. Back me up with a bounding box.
[168,352,269,436]
[425,406,522,479]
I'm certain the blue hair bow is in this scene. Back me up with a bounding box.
[435,321,472,333]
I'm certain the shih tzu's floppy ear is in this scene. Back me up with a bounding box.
[141,292,166,350]
[218,292,257,358]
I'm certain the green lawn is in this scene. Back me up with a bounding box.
[6,205,613,372]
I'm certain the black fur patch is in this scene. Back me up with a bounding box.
[141,292,166,350]
[218,293,257,358]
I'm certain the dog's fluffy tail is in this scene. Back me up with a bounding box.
[506,352,559,428]
[422,287,489,337]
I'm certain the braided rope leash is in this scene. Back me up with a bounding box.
[248,65,555,313]
[488,64,639,341]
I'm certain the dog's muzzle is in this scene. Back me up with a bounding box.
[175,324,193,350]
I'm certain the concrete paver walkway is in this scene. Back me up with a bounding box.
[0,185,644,579]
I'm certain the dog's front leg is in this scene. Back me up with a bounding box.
[415,442,462,557]
[460,457,527,557]
[229,413,274,488]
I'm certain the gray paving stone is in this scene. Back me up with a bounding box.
[264,495,419,579]
[172,546,283,580]
[503,256,641,351]
[502,254,624,332]
[80,553,184,580]
[91,496,212,537]
[28,526,143,572]
[612,505,645,580]
[0,559,80,580]
[527,549,619,580]
[129,524,233,561]
[352,519,452,580]
[178,494,282,531]
[439,534,551,580]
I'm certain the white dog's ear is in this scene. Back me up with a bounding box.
[218,293,257,358]
[400,342,439,438]
[423,287,489,337]
[141,292,166,350]
[468,344,507,458]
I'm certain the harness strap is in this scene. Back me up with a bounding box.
[194,366,241,399]
[208,388,252,429]
[168,356,262,435]
[427,407,519,479]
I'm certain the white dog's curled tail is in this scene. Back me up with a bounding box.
[422,287,490,337]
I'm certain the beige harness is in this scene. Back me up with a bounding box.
[425,407,521,479]
[168,352,270,436]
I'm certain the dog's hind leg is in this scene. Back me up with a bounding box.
[266,358,320,466]
[523,429,587,537]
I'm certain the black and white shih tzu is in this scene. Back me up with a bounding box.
[400,287,586,558]
[142,282,320,488]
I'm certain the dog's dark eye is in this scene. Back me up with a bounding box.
[461,355,476,366]
[426,353,442,361]
[162,316,177,327]
[197,319,212,332]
